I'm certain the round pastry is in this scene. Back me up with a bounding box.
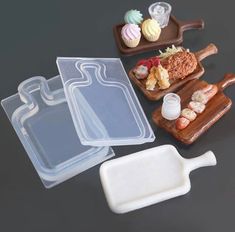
[124,9,143,25]
[142,19,161,42]
[121,24,141,48]
[181,108,197,121]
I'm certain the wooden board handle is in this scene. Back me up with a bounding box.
[216,73,235,91]
[179,19,205,31]
[194,43,218,61]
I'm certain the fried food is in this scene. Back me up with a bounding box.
[154,65,170,90]
[161,51,197,80]
[146,70,157,91]
[146,65,170,90]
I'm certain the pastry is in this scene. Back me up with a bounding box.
[141,19,161,42]
[188,101,205,114]
[124,9,143,25]
[192,85,218,104]
[176,84,218,130]
[121,24,141,48]
[176,117,190,130]
[181,108,197,121]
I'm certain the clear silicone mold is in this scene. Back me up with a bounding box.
[57,57,155,146]
[1,76,114,188]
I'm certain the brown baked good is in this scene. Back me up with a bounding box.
[161,51,197,80]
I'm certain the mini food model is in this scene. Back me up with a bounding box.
[176,85,218,130]
[133,45,198,90]
[129,43,218,100]
[121,24,141,48]
[121,11,162,47]
[113,3,204,55]
[152,73,235,144]
[121,2,172,47]
[121,3,172,48]
[141,18,161,42]
[124,9,143,25]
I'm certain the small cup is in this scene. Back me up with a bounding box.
[148,2,172,28]
[161,93,181,120]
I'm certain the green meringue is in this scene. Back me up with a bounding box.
[124,9,143,25]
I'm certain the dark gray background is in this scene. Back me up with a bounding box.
[0,0,234,231]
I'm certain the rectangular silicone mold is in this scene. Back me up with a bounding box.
[1,76,114,188]
[57,58,155,146]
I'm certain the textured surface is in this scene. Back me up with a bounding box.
[0,0,235,231]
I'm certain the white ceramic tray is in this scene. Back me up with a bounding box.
[100,145,217,213]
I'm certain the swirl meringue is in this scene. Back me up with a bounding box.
[121,24,141,48]
[142,19,161,42]
[124,9,143,25]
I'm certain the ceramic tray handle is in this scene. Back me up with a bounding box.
[179,19,205,32]
[194,43,218,61]
[216,73,235,91]
[184,151,217,172]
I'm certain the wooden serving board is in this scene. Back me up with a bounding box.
[129,43,218,101]
[152,73,235,144]
[113,15,204,56]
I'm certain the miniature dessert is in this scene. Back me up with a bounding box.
[142,19,161,42]
[161,50,197,80]
[188,101,205,114]
[124,9,143,25]
[161,93,181,120]
[148,2,172,28]
[181,108,197,121]
[121,24,141,48]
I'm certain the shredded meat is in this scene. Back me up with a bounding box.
[161,51,197,80]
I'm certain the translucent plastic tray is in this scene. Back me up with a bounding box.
[57,58,155,146]
[1,76,114,188]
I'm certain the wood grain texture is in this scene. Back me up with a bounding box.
[113,15,204,56]
[152,74,235,144]
[129,44,218,101]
